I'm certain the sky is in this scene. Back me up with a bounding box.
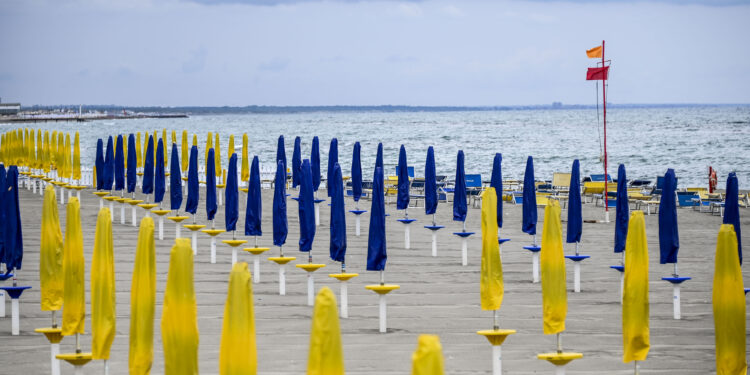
[1,0,749,106]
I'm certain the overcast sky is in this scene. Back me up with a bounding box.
[1,0,748,106]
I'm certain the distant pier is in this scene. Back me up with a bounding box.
[0,113,188,124]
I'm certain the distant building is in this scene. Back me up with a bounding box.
[0,102,21,115]
[552,102,563,109]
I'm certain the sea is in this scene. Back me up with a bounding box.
[16,105,750,188]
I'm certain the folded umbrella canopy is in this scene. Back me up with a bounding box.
[375,143,383,170]
[245,156,262,236]
[142,136,155,196]
[206,148,218,221]
[712,224,746,374]
[453,150,467,223]
[396,144,409,210]
[91,207,115,360]
[214,133,222,179]
[522,156,537,235]
[490,153,503,228]
[277,135,287,176]
[311,136,321,192]
[95,139,104,190]
[161,238,199,375]
[351,142,362,203]
[541,200,566,335]
[170,144,183,211]
[127,134,137,193]
[367,166,387,271]
[614,164,629,253]
[104,136,115,191]
[72,132,81,181]
[566,160,582,244]
[425,146,437,216]
[292,136,301,188]
[135,132,142,169]
[225,153,239,232]
[722,172,742,264]
[219,262,257,375]
[205,132,213,172]
[40,185,63,312]
[329,163,347,263]
[327,138,338,197]
[307,287,344,375]
[61,197,85,337]
[115,135,125,191]
[273,160,288,247]
[185,146,199,215]
[129,217,155,375]
[299,159,316,252]
[658,169,679,264]
[622,211,650,363]
[480,187,503,311]
[155,138,166,204]
[241,133,249,183]
[181,130,189,173]
[411,335,445,375]
[2,166,22,273]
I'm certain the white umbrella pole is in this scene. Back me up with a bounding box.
[404,223,411,249]
[104,360,109,375]
[131,206,137,227]
[11,298,20,335]
[253,255,260,283]
[60,187,65,205]
[340,280,349,318]
[532,252,540,283]
[0,290,5,317]
[555,366,566,375]
[175,223,181,238]
[307,273,315,306]
[431,232,437,257]
[634,361,640,375]
[74,366,84,375]
[232,248,237,266]
[109,201,114,221]
[76,190,81,201]
[461,237,468,266]
[218,190,223,206]
[158,217,164,240]
[120,204,125,225]
[314,202,320,226]
[355,216,361,236]
[279,264,286,295]
[672,284,681,319]
[620,273,624,304]
[492,345,502,375]
[379,293,387,333]
[210,237,216,264]
[50,342,61,375]
[191,231,198,255]
[574,262,581,293]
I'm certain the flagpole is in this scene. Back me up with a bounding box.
[602,39,610,223]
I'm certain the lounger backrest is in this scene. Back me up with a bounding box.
[395,166,415,178]
[590,174,613,182]
[552,172,572,188]
[465,174,482,188]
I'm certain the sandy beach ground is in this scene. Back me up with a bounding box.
[1,183,748,374]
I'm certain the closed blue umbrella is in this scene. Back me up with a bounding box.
[658,168,679,264]
[614,164,629,253]
[1,166,22,273]
[367,166,387,271]
[330,163,347,263]
[276,135,286,177]
[352,142,362,203]
[723,172,742,264]
[311,136,321,192]
[114,135,125,191]
[490,153,503,228]
[206,148,217,221]
[397,145,410,211]
[170,143,183,211]
[142,136,154,196]
[292,136,301,188]
[425,146,437,216]
[376,143,383,170]
[327,138,338,197]
[273,160,288,247]
[567,159,582,244]
[154,138,165,204]
[95,139,104,190]
[453,150,467,223]
[298,159,315,252]
[225,153,238,232]
[185,145,199,215]
[103,136,114,191]
[126,134,137,194]
[245,156,262,236]
[521,156,537,235]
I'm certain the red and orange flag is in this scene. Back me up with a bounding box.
[586,45,602,58]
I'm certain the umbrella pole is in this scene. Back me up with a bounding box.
[210,222,217,264]
[103,360,109,375]
[355,215,361,237]
[379,270,387,333]
[314,191,320,226]
[634,361,640,375]
[461,236,468,266]
[279,246,286,295]
[158,215,164,240]
[432,231,438,257]
[620,252,625,304]
[120,195,125,225]
[0,288,5,318]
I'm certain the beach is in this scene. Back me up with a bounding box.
[2,183,747,374]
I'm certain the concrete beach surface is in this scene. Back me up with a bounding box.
[1,185,748,374]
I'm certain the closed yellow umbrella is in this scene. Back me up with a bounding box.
[73,132,81,181]
[28,129,35,169]
[129,217,156,375]
[192,134,197,147]
[57,132,64,175]
[228,134,235,164]
[123,133,128,170]
[36,129,43,169]
[541,199,566,335]
[219,262,257,375]
[181,130,189,172]
[22,128,28,166]
[50,130,57,169]
[163,128,168,166]
[713,224,746,374]
[40,184,64,312]
[215,132,221,177]
[307,287,344,375]
[480,187,503,311]
[136,132,143,168]
[91,207,116,361]
[171,130,176,146]
[622,211,650,364]
[63,133,71,179]
[43,130,51,173]
[206,132,213,172]
[241,133,249,182]
[162,238,199,375]
[62,197,85,337]
[411,334,445,375]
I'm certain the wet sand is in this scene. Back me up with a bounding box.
[2,184,748,374]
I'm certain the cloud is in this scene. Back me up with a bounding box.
[182,0,422,5]
[258,57,290,72]
[182,47,207,74]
